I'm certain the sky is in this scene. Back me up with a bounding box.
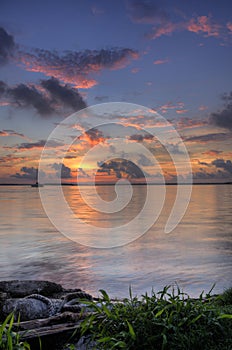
[0,0,232,184]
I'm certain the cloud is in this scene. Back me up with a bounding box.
[98,158,145,179]
[127,0,168,24]
[148,14,222,40]
[17,139,62,150]
[199,105,208,111]
[187,15,221,37]
[158,101,187,115]
[41,77,87,110]
[0,27,15,65]
[0,81,7,94]
[185,132,229,143]
[202,150,223,156]
[127,4,229,42]
[148,22,178,39]
[212,158,232,174]
[192,169,220,180]
[18,47,138,88]
[8,83,55,116]
[128,132,154,142]
[11,166,38,180]
[0,26,138,88]
[198,160,210,166]
[176,109,188,115]
[174,117,207,129]
[0,129,25,138]
[0,78,87,116]
[79,127,107,146]
[153,58,169,65]
[51,163,72,179]
[227,22,232,32]
[210,92,232,130]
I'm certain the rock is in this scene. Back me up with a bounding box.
[2,297,51,321]
[0,280,63,298]
[1,291,94,321]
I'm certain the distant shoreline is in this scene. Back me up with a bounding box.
[0,182,231,186]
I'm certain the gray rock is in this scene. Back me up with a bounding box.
[1,291,94,321]
[2,297,51,321]
[0,280,63,298]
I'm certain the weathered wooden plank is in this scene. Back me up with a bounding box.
[15,312,83,330]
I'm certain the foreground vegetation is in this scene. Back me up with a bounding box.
[80,286,232,350]
[0,313,31,350]
[1,286,232,350]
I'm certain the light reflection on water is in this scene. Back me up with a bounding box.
[0,184,231,298]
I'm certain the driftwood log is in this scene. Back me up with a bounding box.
[14,312,86,350]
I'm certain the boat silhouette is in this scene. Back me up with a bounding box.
[31,169,44,187]
[31,181,44,188]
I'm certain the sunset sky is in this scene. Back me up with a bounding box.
[0,0,232,184]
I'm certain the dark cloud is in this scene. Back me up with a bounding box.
[184,132,229,143]
[11,166,38,180]
[212,158,232,174]
[86,128,105,141]
[193,170,218,180]
[128,133,154,142]
[127,0,168,24]
[211,92,232,130]
[0,78,86,116]
[17,139,62,150]
[193,168,230,180]
[0,81,7,94]
[198,160,210,166]
[41,77,86,110]
[98,158,145,179]
[0,27,15,65]
[51,163,72,179]
[8,83,54,116]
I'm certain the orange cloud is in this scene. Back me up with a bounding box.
[18,48,138,89]
[0,129,26,139]
[175,117,207,129]
[149,22,177,39]
[202,150,223,157]
[78,128,107,147]
[153,58,169,65]
[187,15,221,37]
[159,101,186,114]
[199,105,208,111]
[176,109,188,114]
[18,54,97,88]
[227,22,232,32]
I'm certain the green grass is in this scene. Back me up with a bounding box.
[79,286,232,350]
[0,313,31,350]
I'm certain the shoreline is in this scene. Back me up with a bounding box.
[0,280,231,350]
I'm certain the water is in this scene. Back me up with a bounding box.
[0,184,231,298]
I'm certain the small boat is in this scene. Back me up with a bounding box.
[31,181,44,188]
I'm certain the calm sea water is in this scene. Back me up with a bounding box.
[0,184,231,298]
